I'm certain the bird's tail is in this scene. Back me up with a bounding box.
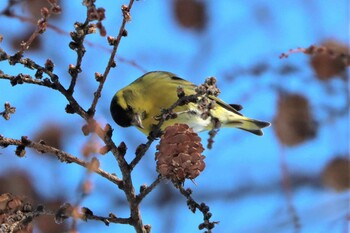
[226,117,271,136]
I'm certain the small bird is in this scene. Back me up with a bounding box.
[110,71,270,136]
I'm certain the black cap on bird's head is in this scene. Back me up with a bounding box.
[110,95,144,129]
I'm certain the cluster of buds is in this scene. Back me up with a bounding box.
[155,124,206,186]
[194,77,220,122]
[195,76,220,97]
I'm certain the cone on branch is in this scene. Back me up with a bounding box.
[155,124,206,186]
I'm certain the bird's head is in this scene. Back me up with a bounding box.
[110,90,145,129]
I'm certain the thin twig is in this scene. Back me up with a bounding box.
[0,72,56,89]
[279,144,301,233]
[88,0,135,116]
[5,1,61,63]
[2,12,147,72]
[279,45,350,66]
[178,185,219,232]
[136,175,163,203]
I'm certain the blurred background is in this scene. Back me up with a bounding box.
[0,0,349,232]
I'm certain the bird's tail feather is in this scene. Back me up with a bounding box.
[226,118,271,136]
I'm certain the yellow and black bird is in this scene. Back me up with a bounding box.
[110,71,270,136]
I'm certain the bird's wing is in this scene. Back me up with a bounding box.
[135,71,196,92]
[208,95,243,116]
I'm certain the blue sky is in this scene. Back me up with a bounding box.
[0,1,349,232]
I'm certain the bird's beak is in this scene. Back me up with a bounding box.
[131,113,144,129]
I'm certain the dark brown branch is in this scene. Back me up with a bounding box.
[0,72,57,89]
[84,211,131,225]
[66,1,102,95]
[136,175,163,203]
[0,1,152,232]
[59,204,132,226]
[0,136,123,187]
[88,0,135,117]
[67,21,87,94]
[0,193,131,232]
[178,186,219,232]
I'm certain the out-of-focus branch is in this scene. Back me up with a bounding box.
[278,145,301,233]
[280,45,350,67]
[4,0,61,65]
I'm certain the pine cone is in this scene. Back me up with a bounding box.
[155,124,205,185]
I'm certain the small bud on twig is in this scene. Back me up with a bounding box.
[1,102,16,120]
[94,72,103,82]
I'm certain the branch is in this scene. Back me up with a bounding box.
[0,45,90,119]
[55,203,132,226]
[88,1,135,117]
[0,135,123,187]
[0,193,132,232]
[136,175,163,203]
[279,45,350,66]
[178,186,219,232]
[1,1,158,232]
[4,1,62,64]
[0,71,57,89]
[1,12,147,73]
[66,2,107,94]
[278,145,301,233]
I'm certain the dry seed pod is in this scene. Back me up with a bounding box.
[274,94,317,146]
[310,40,348,81]
[322,156,350,191]
[173,0,207,31]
